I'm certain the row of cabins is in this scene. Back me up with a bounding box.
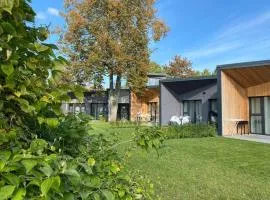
[62,60,270,136]
[61,73,165,123]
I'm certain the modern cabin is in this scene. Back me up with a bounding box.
[130,73,167,123]
[160,76,218,125]
[61,91,108,120]
[217,60,270,136]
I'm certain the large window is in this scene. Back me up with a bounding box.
[250,97,270,135]
[147,78,161,86]
[183,100,202,123]
[209,99,217,113]
[90,103,107,120]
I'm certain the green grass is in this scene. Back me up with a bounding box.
[89,122,270,200]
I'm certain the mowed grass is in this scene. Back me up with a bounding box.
[89,122,270,200]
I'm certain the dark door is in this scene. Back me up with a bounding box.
[148,102,158,122]
[117,103,130,120]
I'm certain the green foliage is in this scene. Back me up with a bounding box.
[0,1,164,199]
[164,124,217,139]
[148,61,164,73]
[135,127,165,153]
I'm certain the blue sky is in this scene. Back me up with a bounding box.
[32,0,270,71]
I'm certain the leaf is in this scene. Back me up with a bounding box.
[118,190,125,198]
[87,158,95,167]
[43,43,58,50]
[51,176,60,191]
[41,176,61,196]
[152,139,161,148]
[63,169,80,177]
[1,22,16,35]
[0,160,5,171]
[3,173,20,187]
[34,42,49,52]
[63,193,75,200]
[110,163,120,174]
[0,185,15,200]
[1,64,14,76]
[102,190,115,200]
[45,118,59,128]
[93,192,101,200]
[16,98,34,113]
[12,188,26,200]
[29,139,48,154]
[21,159,38,173]
[0,0,14,14]
[39,164,53,177]
[0,151,11,161]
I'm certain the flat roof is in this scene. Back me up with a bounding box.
[161,76,217,95]
[160,75,217,83]
[217,59,270,70]
[147,73,167,77]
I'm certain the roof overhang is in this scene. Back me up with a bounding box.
[218,60,270,88]
[161,76,217,95]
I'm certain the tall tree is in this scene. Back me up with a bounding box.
[62,0,168,121]
[164,55,194,78]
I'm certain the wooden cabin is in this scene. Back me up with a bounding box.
[217,60,270,135]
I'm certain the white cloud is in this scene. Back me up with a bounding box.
[47,7,59,16]
[36,11,46,20]
[185,42,241,58]
[183,11,270,60]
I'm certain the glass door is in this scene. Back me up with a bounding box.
[264,97,270,135]
[90,103,107,120]
[250,97,264,134]
[148,102,158,122]
[183,100,202,123]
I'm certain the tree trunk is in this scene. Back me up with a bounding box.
[108,74,121,122]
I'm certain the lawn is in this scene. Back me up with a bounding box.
[90,122,270,200]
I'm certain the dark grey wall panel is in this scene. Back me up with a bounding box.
[160,84,181,125]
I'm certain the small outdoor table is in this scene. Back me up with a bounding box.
[225,119,245,135]
[236,120,249,135]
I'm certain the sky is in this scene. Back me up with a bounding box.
[32,0,270,72]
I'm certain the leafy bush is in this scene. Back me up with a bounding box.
[135,127,165,153]
[0,1,163,199]
[164,123,217,139]
[0,122,156,199]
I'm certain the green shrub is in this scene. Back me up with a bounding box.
[164,123,217,139]
[0,1,163,199]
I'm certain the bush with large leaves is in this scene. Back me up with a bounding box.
[0,1,162,199]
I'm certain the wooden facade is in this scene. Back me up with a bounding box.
[220,62,270,135]
[221,71,249,135]
[130,88,159,122]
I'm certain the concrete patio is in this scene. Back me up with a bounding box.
[224,134,270,144]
